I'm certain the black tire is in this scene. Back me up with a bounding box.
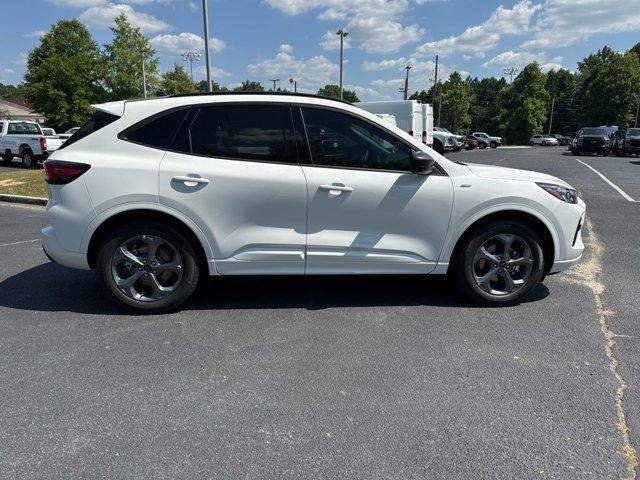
[479,142,487,149]
[2,154,13,165]
[574,149,580,156]
[541,141,547,146]
[529,141,534,146]
[97,220,200,313]
[452,220,545,306]
[433,139,444,155]
[21,150,37,169]
[490,141,498,148]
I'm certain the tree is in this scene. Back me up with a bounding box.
[544,68,577,134]
[104,13,159,100]
[0,83,27,102]
[159,64,194,95]
[440,72,471,133]
[317,84,360,103]
[499,63,549,143]
[196,80,228,93]
[233,80,265,92]
[24,19,106,130]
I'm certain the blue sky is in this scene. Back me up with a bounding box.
[1,0,639,100]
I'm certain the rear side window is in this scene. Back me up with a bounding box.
[60,110,120,149]
[8,122,41,134]
[178,104,289,163]
[122,108,190,150]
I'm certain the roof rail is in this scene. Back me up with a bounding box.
[167,91,354,105]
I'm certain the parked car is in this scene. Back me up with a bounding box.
[42,128,56,136]
[571,127,611,156]
[618,127,640,157]
[58,127,80,140]
[355,100,430,146]
[552,134,569,146]
[472,132,502,149]
[433,127,458,154]
[42,92,586,313]
[530,134,559,146]
[0,120,64,168]
[466,135,478,150]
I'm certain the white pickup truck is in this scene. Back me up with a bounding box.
[0,120,65,168]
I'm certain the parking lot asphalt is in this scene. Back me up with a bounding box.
[0,147,638,479]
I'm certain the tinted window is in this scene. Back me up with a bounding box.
[301,107,412,171]
[8,122,41,134]
[187,104,287,162]
[124,108,190,149]
[60,110,119,149]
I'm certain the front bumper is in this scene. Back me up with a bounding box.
[42,225,90,270]
[548,200,586,274]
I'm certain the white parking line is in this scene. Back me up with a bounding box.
[576,159,637,203]
[0,239,40,248]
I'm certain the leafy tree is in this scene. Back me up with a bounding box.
[317,84,360,103]
[196,80,228,93]
[233,80,265,92]
[104,13,159,100]
[440,72,471,133]
[0,83,27,102]
[544,68,578,134]
[24,19,106,130]
[499,62,549,143]
[159,64,194,95]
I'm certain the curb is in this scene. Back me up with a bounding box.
[0,194,47,206]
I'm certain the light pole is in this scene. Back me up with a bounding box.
[336,29,348,99]
[403,65,412,101]
[548,97,555,134]
[269,79,280,91]
[141,49,147,98]
[289,78,297,93]
[182,51,201,82]
[635,91,640,128]
[503,66,518,84]
[201,0,212,92]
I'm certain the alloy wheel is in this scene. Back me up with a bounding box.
[472,233,534,296]
[110,235,183,302]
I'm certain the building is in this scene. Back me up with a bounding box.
[0,98,44,123]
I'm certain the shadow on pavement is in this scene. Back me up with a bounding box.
[0,261,550,315]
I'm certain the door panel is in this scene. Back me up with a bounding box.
[304,166,453,274]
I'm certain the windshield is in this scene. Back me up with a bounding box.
[7,122,42,134]
[581,128,606,136]
[65,127,79,134]
[543,135,553,138]
[627,128,640,136]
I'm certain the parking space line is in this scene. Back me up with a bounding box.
[0,238,40,248]
[576,159,637,203]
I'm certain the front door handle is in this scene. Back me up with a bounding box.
[172,175,210,186]
[319,184,354,193]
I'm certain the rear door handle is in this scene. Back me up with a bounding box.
[319,184,354,193]
[172,175,210,185]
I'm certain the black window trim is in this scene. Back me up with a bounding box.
[119,101,302,167]
[294,102,446,176]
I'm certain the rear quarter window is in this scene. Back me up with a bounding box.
[60,110,120,149]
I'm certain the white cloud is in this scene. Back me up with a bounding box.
[415,0,541,57]
[79,3,171,33]
[24,30,47,38]
[47,0,104,6]
[319,30,352,51]
[482,50,563,71]
[192,65,232,79]
[264,0,423,54]
[149,32,226,55]
[10,52,29,66]
[246,46,339,92]
[279,43,294,54]
[524,0,640,48]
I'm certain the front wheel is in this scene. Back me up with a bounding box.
[490,141,498,148]
[453,221,545,306]
[530,141,534,146]
[433,139,444,155]
[97,221,200,313]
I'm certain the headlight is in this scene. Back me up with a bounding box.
[537,182,578,204]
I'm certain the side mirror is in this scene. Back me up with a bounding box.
[411,150,436,175]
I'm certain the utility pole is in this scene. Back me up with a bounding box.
[269,79,280,91]
[635,91,640,128]
[201,0,212,92]
[403,65,412,101]
[182,51,201,82]
[289,78,297,93]
[433,54,439,124]
[141,50,147,98]
[336,30,348,99]
[503,66,518,84]
[548,97,555,134]
[437,85,443,127]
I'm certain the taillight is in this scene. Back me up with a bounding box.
[39,137,47,152]
[43,160,91,185]
[422,131,427,144]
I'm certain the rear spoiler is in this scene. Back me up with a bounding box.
[91,101,125,117]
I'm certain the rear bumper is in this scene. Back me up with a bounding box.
[42,225,90,270]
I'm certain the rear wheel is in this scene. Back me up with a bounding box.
[97,221,200,313]
[490,141,498,148]
[453,220,545,306]
[530,141,534,146]
[479,142,487,149]
[21,150,37,169]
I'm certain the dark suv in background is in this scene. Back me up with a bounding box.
[571,127,611,156]
[619,128,640,156]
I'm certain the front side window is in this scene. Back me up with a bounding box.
[301,107,412,171]
[187,104,287,163]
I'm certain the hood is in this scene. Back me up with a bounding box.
[466,163,571,187]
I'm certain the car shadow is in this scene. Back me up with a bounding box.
[0,262,550,315]
[630,161,640,165]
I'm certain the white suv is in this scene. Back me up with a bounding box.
[42,93,585,313]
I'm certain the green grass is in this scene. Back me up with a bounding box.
[0,169,48,198]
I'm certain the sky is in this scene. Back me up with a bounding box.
[1,0,640,101]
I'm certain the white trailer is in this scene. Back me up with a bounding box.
[355,100,431,145]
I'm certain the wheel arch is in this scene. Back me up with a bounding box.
[85,207,213,275]
[445,209,556,275]
[19,143,32,154]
